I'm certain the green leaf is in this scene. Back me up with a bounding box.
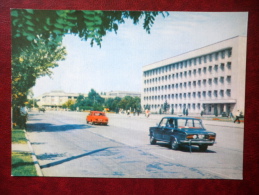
[25,9,34,14]
[27,26,34,31]
[53,29,62,34]
[54,23,63,29]
[26,20,34,26]
[11,10,18,17]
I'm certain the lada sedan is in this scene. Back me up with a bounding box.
[149,117,216,151]
[86,111,108,125]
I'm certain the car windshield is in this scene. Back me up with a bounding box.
[94,112,105,116]
[177,119,204,129]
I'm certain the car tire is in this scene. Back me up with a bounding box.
[150,134,156,145]
[199,145,208,152]
[170,138,179,150]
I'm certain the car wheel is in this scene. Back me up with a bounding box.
[150,134,156,145]
[170,138,179,150]
[199,145,208,152]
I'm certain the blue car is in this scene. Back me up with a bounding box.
[149,117,216,151]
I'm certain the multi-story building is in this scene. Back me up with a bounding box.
[142,36,247,115]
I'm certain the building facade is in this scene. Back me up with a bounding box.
[105,91,141,98]
[36,91,84,109]
[142,36,247,115]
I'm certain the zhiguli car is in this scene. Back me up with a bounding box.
[149,117,216,152]
[86,111,108,125]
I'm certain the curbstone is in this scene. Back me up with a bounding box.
[23,130,43,176]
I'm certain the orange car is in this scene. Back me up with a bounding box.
[86,111,108,125]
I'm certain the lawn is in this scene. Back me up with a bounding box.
[12,152,37,176]
[12,129,27,144]
[12,128,38,176]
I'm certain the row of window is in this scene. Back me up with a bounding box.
[143,89,231,101]
[144,103,227,112]
[144,76,231,93]
[144,62,231,84]
[143,48,232,77]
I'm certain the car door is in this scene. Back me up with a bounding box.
[162,119,176,142]
[154,118,167,140]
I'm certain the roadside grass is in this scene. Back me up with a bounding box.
[12,129,27,144]
[12,128,38,176]
[12,152,37,176]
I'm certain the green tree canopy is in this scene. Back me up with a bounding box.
[11,9,167,106]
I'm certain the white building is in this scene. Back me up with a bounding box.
[36,91,84,109]
[105,91,141,98]
[142,36,247,115]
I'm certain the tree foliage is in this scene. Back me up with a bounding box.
[11,9,167,105]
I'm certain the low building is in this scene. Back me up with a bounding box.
[104,91,141,98]
[36,91,85,109]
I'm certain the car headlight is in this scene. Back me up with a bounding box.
[198,134,204,139]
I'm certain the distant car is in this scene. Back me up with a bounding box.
[38,108,45,112]
[149,117,216,151]
[86,111,108,125]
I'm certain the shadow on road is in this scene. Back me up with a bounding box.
[155,142,216,153]
[40,147,112,169]
[26,123,93,132]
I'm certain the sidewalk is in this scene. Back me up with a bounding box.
[114,113,244,128]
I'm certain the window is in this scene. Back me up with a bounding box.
[220,90,224,97]
[209,54,212,62]
[220,63,225,71]
[203,79,206,86]
[221,50,225,59]
[215,52,218,60]
[198,68,201,75]
[204,55,207,63]
[188,81,191,87]
[228,49,232,57]
[193,81,196,87]
[214,65,218,72]
[214,90,218,98]
[193,92,196,98]
[220,77,224,84]
[214,77,218,85]
[203,67,207,74]
[226,89,231,97]
[202,91,206,98]
[208,91,212,97]
[188,70,192,76]
[227,76,231,84]
[208,78,212,86]
[188,93,191,98]
[198,80,201,87]
[184,82,187,88]
[209,66,212,73]
[227,62,231,70]
[198,92,201,98]
[193,69,197,76]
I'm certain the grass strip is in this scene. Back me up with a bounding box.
[12,152,37,176]
[12,129,27,144]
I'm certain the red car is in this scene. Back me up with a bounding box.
[86,111,108,125]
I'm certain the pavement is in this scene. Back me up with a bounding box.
[11,112,244,177]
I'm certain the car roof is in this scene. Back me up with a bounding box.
[91,111,104,113]
[162,116,201,120]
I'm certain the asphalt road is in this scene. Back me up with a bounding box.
[26,111,243,179]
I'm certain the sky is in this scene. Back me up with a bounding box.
[32,12,248,97]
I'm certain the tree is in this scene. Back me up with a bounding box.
[12,37,66,106]
[11,10,167,106]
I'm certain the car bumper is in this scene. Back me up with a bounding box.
[180,140,215,145]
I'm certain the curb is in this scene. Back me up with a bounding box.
[23,130,44,176]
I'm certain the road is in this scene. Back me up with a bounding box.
[26,111,243,179]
